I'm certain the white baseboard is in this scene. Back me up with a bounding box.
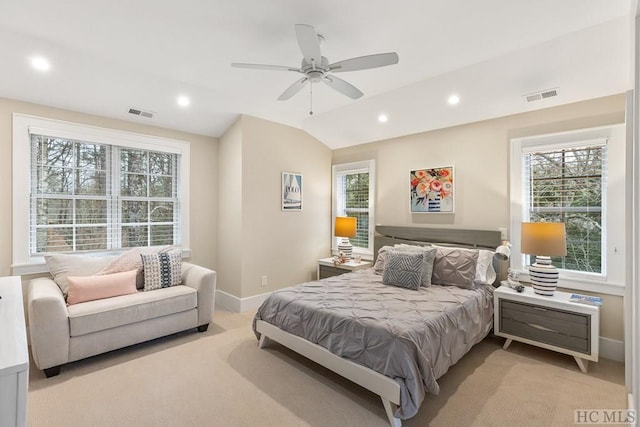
[215,289,272,313]
[600,336,624,362]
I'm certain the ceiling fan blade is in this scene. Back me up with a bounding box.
[231,63,301,72]
[278,77,309,100]
[322,76,363,99]
[329,52,399,73]
[295,24,322,64]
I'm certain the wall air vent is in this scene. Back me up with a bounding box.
[128,108,155,118]
[523,88,559,103]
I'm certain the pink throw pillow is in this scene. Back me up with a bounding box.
[67,269,138,305]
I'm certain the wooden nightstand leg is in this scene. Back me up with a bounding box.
[574,356,588,373]
[502,338,513,350]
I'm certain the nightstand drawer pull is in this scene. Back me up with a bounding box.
[529,323,555,333]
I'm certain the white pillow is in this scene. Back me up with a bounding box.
[45,254,114,298]
[475,249,497,285]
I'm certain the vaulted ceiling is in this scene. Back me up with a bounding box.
[0,0,631,149]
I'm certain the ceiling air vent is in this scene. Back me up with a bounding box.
[523,88,559,103]
[128,108,155,118]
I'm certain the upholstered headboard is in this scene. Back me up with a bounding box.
[373,225,507,285]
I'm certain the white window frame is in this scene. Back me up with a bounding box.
[332,160,376,258]
[12,114,191,274]
[510,125,624,296]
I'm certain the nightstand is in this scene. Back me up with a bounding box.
[494,284,599,373]
[317,257,372,279]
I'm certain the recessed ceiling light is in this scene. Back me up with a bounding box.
[378,114,388,123]
[31,56,50,72]
[448,94,460,105]
[177,95,190,107]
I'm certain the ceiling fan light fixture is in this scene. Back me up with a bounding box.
[231,24,399,103]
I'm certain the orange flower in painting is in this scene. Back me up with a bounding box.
[439,169,450,178]
[411,178,419,187]
[416,182,429,197]
[415,170,427,179]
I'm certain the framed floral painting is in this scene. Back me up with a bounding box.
[410,166,454,213]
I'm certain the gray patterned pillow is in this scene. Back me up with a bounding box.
[382,249,425,290]
[141,251,182,291]
[431,247,478,289]
[393,245,436,287]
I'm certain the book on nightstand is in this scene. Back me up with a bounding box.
[569,294,603,306]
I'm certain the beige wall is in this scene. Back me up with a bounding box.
[0,97,219,276]
[333,94,626,342]
[217,118,243,296]
[218,115,332,299]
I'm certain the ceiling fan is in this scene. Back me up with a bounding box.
[232,24,399,102]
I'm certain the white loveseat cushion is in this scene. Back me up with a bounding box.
[67,285,197,337]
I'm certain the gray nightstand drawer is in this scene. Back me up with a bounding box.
[319,265,345,279]
[499,299,590,354]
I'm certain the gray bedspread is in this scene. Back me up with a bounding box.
[252,268,494,419]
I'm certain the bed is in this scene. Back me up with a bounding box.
[253,226,505,427]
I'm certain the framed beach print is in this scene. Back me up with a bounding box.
[282,172,303,211]
[410,166,454,213]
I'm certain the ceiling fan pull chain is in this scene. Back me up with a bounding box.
[309,82,313,115]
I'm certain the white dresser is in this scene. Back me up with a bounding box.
[0,276,28,427]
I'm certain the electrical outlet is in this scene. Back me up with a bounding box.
[261,275,268,287]
[498,227,508,240]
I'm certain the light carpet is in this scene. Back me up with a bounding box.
[27,309,626,427]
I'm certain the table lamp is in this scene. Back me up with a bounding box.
[521,222,567,296]
[335,216,357,260]
[495,240,511,261]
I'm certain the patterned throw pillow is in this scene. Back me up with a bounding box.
[141,251,182,291]
[97,246,174,289]
[382,249,425,290]
[392,245,437,287]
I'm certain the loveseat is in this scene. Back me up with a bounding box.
[28,260,216,377]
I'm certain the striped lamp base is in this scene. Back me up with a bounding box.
[337,238,353,260]
[529,256,559,296]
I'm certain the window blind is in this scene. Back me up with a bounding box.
[31,135,180,255]
[523,143,606,273]
[335,167,370,249]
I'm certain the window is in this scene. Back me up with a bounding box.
[13,114,190,273]
[510,124,626,294]
[332,160,375,256]
[523,143,606,273]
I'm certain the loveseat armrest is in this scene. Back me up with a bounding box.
[181,262,216,327]
[27,277,70,370]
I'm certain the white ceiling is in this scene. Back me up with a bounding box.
[0,0,632,149]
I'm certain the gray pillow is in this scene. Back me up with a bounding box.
[45,253,114,298]
[373,245,393,274]
[382,249,425,290]
[431,247,479,289]
[392,245,436,287]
